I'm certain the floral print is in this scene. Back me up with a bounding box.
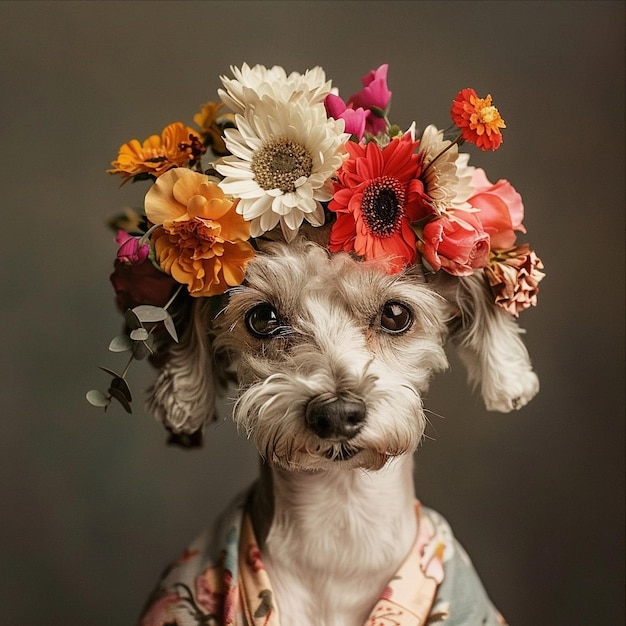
[138,491,507,626]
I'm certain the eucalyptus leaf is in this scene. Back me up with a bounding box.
[163,314,179,343]
[133,341,150,361]
[86,389,110,408]
[109,387,132,413]
[109,376,132,402]
[98,366,121,379]
[130,327,149,341]
[133,305,169,323]
[124,309,142,330]
[109,334,133,352]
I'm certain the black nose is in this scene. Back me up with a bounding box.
[305,396,366,440]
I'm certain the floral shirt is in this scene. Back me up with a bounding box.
[138,490,507,626]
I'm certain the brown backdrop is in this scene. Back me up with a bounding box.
[1,1,623,624]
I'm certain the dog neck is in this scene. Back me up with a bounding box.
[249,454,418,625]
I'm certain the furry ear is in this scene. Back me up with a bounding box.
[437,272,539,412]
[146,298,225,438]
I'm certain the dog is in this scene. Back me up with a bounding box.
[138,233,538,626]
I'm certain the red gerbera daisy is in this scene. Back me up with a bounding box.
[328,135,428,272]
[451,88,506,151]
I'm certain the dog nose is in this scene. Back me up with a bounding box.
[305,396,366,440]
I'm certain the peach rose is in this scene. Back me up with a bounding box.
[419,213,490,276]
[469,168,526,250]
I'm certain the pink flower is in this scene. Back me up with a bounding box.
[138,592,183,626]
[115,230,149,265]
[324,93,369,140]
[469,169,526,250]
[195,565,224,615]
[246,544,265,572]
[348,64,392,135]
[485,244,545,316]
[418,213,490,276]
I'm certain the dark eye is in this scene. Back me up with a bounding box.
[380,301,413,334]
[245,303,285,338]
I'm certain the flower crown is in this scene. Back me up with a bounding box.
[87,63,544,413]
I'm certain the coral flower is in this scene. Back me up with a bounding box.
[328,135,427,272]
[145,168,255,297]
[451,88,506,151]
[108,122,202,183]
[418,213,490,276]
[468,168,526,250]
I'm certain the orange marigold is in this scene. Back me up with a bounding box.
[144,168,255,297]
[451,88,506,151]
[108,122,201,183]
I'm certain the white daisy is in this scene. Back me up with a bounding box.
[418,124,476,215]
[216,98,348,242]
[218,63,334,114]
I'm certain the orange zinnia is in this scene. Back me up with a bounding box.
[144,168,255,297]
[451,88,506,151]
[108,122,201,183]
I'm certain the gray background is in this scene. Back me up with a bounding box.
[1,1,623,624]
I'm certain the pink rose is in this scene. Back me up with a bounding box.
[114,230,150,265]
[348,64,391,135]
[469,169,526,250]
[419,213,490,276]
[324,93,369,141]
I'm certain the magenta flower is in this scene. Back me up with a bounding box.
[324,93,369,140]
[348,64,392,135]
[115,230,150,265]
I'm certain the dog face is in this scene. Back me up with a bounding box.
[213,240,449,471]
[148,238,539,466]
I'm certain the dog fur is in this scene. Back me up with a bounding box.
[146,236,538,624]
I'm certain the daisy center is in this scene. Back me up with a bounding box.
[251,137,313,193]
[361,176,406,237]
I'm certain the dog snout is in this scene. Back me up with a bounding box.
[304,396,366,440]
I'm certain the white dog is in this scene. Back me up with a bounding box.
[137,233,537,626]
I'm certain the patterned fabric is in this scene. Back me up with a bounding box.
[138,489,507,626]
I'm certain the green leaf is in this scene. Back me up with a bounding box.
[109,334,133,352]
[163,314,179,342]
[109,376,132,402]
[124,309,142,330]
[86,389,110,408]
[133,305,169,323]
[132,340,151,360]
[98,366,121,379]
[130,327,149,341]
[109,387,132,413]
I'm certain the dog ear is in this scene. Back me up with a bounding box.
[436,272,539,412]
[146,298,226,442]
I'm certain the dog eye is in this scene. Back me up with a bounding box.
[379,301,413,334]
[245,303,285,338]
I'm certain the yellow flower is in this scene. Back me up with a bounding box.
[108,122,201,183]
[194,101,233,156]
[145,168,255,297]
